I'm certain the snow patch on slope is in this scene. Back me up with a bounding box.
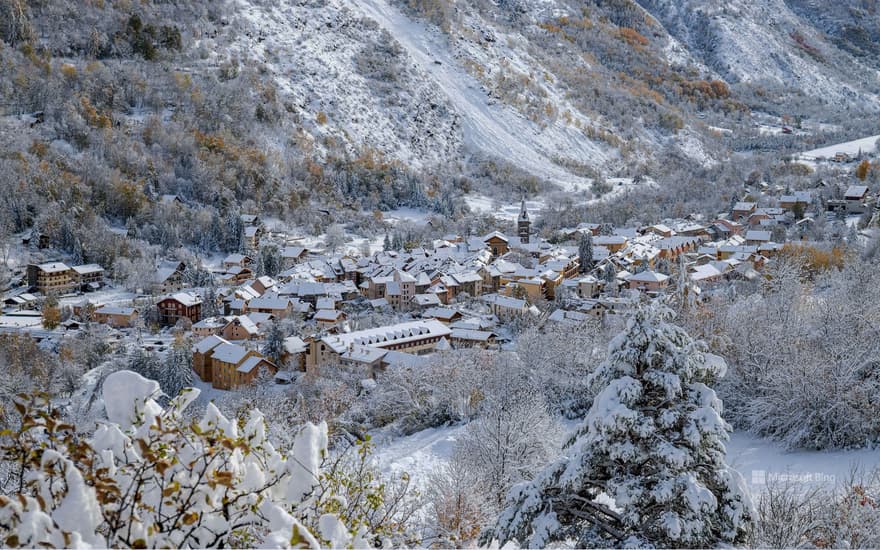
[347,0,612,191]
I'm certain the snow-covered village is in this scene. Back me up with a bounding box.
[4,0,880,548]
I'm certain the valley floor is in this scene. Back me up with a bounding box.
[373,423,880,494]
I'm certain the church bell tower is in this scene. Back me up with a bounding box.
[518,198,530,243]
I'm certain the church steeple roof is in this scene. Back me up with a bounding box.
[518,199,529,222]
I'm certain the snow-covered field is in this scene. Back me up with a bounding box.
[800,134,880,161]
[373,424,880,494]
[465,196,547,219]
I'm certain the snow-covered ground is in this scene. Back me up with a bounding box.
[382,207,433,226]
[465,196,547,219]
[727,433,880,490]
[800,134,880,161]
[372,424,466,493]
[373,424,880,495]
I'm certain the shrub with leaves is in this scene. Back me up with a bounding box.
[0,370,378,548]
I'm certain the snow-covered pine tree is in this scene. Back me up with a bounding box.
[161,334,194,398]
[483,304,753,548]
[262,319,286,365]
[128,348,162,383]
[579,232,594,274]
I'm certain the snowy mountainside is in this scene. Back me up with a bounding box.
[228,0,463,169]
[227,0,617,190]
[219,0,880,192]
[636,0,880,105]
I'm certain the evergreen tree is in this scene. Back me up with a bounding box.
[201,285,219,319]
[223,210,244,253]
[257,244,282,277]
[262,319,286,365]
[383,233,392,252]
[484,305,753,548]
[161,335,194,398]
[578,233,594,274]
[603,263,616,284]
[128,348,162,383]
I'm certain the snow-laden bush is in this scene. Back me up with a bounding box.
[706,260,880,449]
[0,370,375,548]
[752,469,880,548]
[483,304,753,548]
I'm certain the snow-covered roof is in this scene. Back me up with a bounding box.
[845,185,869,199]
[193,335,230,354]
[283,336,307,354]
[94,306,135,316]
[35,262,70,273]
[627,270,669,283]
[321,319,451,353]
[745,230,771,242]
[212,343,249,364]
[71,264,104,274]
[450,328,495,341]
[315,309,343,322]
[484,294,527,310]
[236,355,265,374]
[169,292,202,307]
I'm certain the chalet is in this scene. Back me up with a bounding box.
[192,335,229,383]
[27,262,75,294]
[240,214,261,226]
[779,191,812,211]
[655,236,701,260]
[282,336,308,371]
[92,306,139,328]
[247,295,293,317]
[157,292,202,326]
[250,276,277,296]
[192,316,228,338]
[627,270,670,293]
[222,253,253,270]
[483,294,529,319]
[643,224,674,238]
[843,185,870,213]
[218,266,251,286]
[413,293,442,308]
[281,246,309,267]
[3,292,38,310]
[483,232,510,257]
[577,275,601,298]
[244,226,262,250]
[221,315,260,340]
[315,309,346,330]
[731,202,757,222]
[210,342,277,390]
[422,307,463,324]
[70,264,105,291]
[593,235,628,253]
[449,328,497,348]
[152,261,186,295]
[689,264,724,285]
[745,230,772,245]
[305,319,451,371]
